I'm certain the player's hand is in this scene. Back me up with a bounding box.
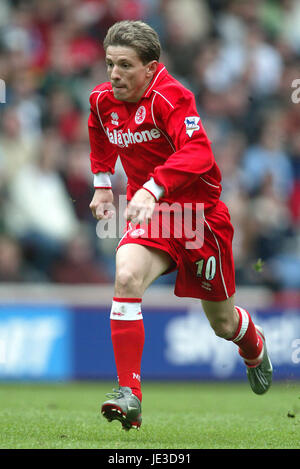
[125,188,156,225]
[89,188,115,220]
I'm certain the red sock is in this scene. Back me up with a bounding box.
[110,297,144,402]
[229,306,263,365]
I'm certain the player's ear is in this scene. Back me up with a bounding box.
[146,61,158,77]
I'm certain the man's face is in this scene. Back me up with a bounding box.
[105,45,157,103]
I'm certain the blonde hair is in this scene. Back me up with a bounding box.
[103,20,161,64]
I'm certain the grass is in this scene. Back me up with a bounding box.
[0,381,299,449]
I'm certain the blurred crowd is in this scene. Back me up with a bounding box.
[0,0,300,291]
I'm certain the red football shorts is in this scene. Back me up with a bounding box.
[117,200,235,301]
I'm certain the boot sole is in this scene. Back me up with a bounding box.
[101,403,141,431]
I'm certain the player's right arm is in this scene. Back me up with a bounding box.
[89,187,115,220]
[88,88,118,220]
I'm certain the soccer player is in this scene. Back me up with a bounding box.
[88,20,272,431]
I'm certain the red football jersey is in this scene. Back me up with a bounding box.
[88,63,222,211]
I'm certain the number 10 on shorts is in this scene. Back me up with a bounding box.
[195,256,216,280]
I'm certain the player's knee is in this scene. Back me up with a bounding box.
[115,268,144,297]
[210,318,235,340]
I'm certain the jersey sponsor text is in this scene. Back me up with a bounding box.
[106,127,161,147]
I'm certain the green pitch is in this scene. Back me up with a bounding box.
[0,381,299,449]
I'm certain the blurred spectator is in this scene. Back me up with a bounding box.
[45,88,82,143]
[63,141,94,221]
[10,69,43,139]
[215,131,246,201]
[241,110,294,200]
[51,227,112,284]
[250,170,300,290]
[205,17,283,97]
[3,129,79,273]
[0,106,40,183]
[244,23,283,97]
[163,0,212,79]
[213,132,250,280]
[0,234,44,282]
[249,173,293,259]
[0,1,10,30]
[288,132,300,225]
[280,0,300,54]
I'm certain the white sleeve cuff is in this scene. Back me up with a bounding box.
[143,177,164,201]
[93,172,112,188]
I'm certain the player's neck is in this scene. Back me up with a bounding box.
[127,76,155,103]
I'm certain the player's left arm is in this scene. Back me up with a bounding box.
[144,90,215,199]
[127,90,214,224]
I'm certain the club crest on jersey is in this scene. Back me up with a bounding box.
[135,106,146,124]
[130,228,145,238]
[111,112,119,125]
[184,116,200,137]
